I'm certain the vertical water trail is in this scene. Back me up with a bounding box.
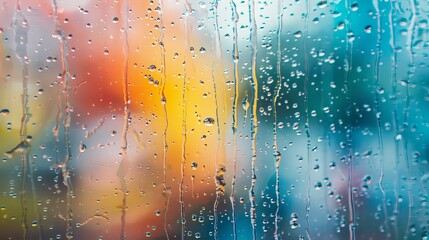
[212,33,220,240]
[229,1,239,239]
[28,147,43,240]
[403,0,417,237]
[273,0,283,239]
[158,0,170,238]
[61,26,73,240]
[212,50,225,240]
[180,2,192,239]
[344,0,356,239]
[346,133,356,240]
[212,1,226,238]
[373,0,390,237]
[50,0,74,238]
[53,92,62,167]
[321,58,331,235]
[51,1,64,232]
[25,100,44,240]
[12,1,30,238]
[248,0,259,238]
[20,139,29,240]
[303,1,312,240]
[51,7,63,189]
[118,1,130,239]
[388,0,400,237]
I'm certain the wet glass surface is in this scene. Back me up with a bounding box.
[1,0,429,239]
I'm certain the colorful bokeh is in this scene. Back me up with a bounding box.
[1,0,429,239]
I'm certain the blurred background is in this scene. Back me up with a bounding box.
[1,0,429,239]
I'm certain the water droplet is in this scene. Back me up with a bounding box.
[148,65,157,71]
[364,25,372,33]
[317,0,327,8]
[79,142,87,152]
[293,31,302,38]
[313,17,320,24]
[314,182,322,190]
[242,96,249,111]
[1,109,10,116]
[203,117,215,126]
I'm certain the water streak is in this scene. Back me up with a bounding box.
[303,1,312,239]
[212,1,227,238]
[248,0,259,238]
[77,214,109,227]
[229,1,239,239]
[179,3,192,239]
[403,0,417,237]
[273,0,283,239]
[118,1,130,239]
[388,0,400,237]
[50,0,74,238]
[11,1,30,238]
[344,0,356,239]
[373,0,390,237]
[158,0,170,238]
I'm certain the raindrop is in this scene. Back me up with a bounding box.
[79,143,87,153]
[293,31,302,38]
[314,182,322,190]
[203,117,215,126]
[317,0,327,8]
[0,109,10,116]
[364,25,372,33]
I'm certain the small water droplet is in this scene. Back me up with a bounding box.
[79,142,87,152]
[364,25,372,33]
[293,31,302,38]
[191,162,198,170]
[317,0,327,8]
[0,109,10,116]
[203,117,215,126]
[314,182,322,190]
